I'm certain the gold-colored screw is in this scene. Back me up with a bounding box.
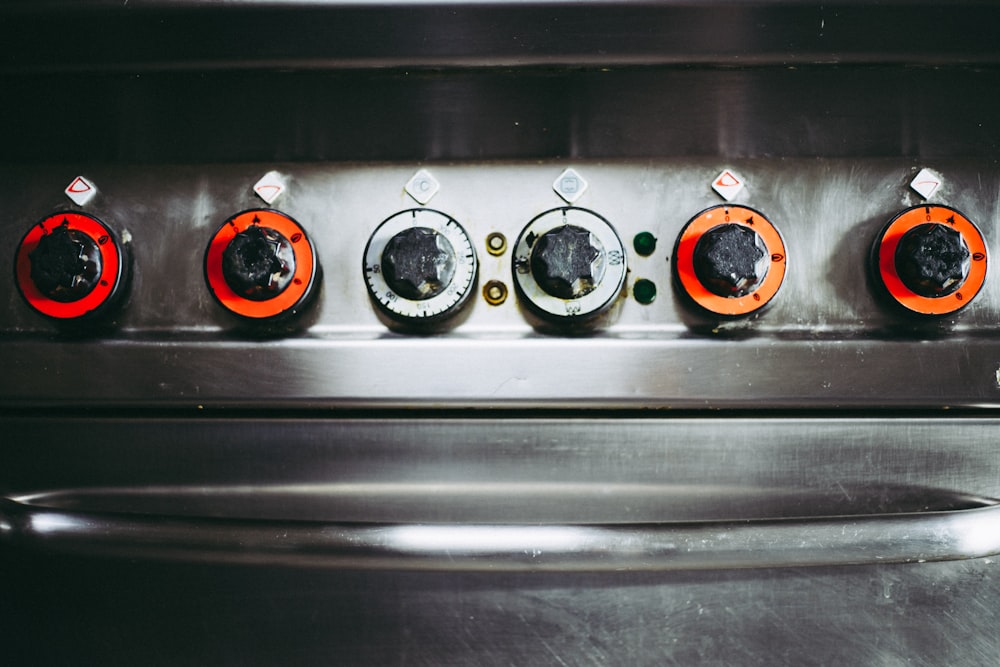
[486,232,507,256]
[483,280,508,306]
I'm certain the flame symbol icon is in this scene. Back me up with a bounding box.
[67,177,92,193]
[715,171,740,187]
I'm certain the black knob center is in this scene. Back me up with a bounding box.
[693,224,768,297]
[530,224,606,299]
[222,225,295,300]
[29,222,102,302]
[895,223,970,297]
[382,227,457,300]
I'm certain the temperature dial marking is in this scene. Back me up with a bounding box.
[874,205,987,315]
[512,207,627,319]
[364,209,478,322]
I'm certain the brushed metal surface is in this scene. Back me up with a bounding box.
[5,415,1000,519]
[4,414,1000,664]
[4,9,1000,663]
[3,415,1000,570]
[5,500,1000,571]
[4,1,1000,71]
[2,158,1000,407]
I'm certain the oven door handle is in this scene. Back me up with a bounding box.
[3,498,1000,571]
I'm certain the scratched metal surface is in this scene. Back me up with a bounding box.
[3,7,1000,667]
[3,65,1000,408]
[2,157,1000,408]
[3,415,1000,665]
[1,554,996,666]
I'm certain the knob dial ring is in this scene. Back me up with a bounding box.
[512,207,627,319]
[205,209,317,319]
[363,209,477,321]
[875,204,987,315]
[15,212,124,320]
[675,205,787,316]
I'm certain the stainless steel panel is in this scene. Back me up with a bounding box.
[3,158,1000,407]
[6,499,1000,571]
[4,1,1000,71]
[3,67,999,163]
[2,550,997,666]
[4,414,1000,664]
[3,415,1000,520]
[4,6,1000,664]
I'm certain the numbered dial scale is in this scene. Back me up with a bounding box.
[512,207,627,319]
[363,209,478,321]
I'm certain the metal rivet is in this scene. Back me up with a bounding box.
[486,232,507,256]
[483,280,508,305]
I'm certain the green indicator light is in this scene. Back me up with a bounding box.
[633,231,657,256]
[633,278,657,305]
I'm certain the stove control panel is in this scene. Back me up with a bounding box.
[2,160,998,408]
[4,162,995,332]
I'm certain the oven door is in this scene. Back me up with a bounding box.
[3,413,1000,665]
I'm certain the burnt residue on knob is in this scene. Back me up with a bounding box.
[222,225,295,300]
[29,222,102,302]
[895,223,970,297]
[381,227,457,300]
[693,224,768,298]
[530,224,606,299]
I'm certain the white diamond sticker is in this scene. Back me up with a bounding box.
[711,169,745,201]
[405,169,440,204]
[65,175,97,206]
[253,171,286,204]
[553,168,588,203]
[910,168,942,200]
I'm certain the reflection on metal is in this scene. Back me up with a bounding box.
[3,158,1000,407]
[3,498,999,571]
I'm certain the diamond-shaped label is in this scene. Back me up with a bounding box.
[253,171,286,204]
[711,169,745,201]
[910,168,942,200]
[65,175,97,206]
[553,168,588,203]
[405,169,440,204]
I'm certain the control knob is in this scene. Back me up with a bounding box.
[530,224,605,299]
[381,227,457,300]
[873,205,987,315]
[674,205,786,317]
[692,223,769,298]
[15,212,128,320]
[205,209,318,320]
[364,209,477,322]
[513,207,626,320]
[894,223,969,297]
[29,223,102,302]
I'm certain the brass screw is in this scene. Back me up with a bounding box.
[483,280,508,305]
[486,232,507,256]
